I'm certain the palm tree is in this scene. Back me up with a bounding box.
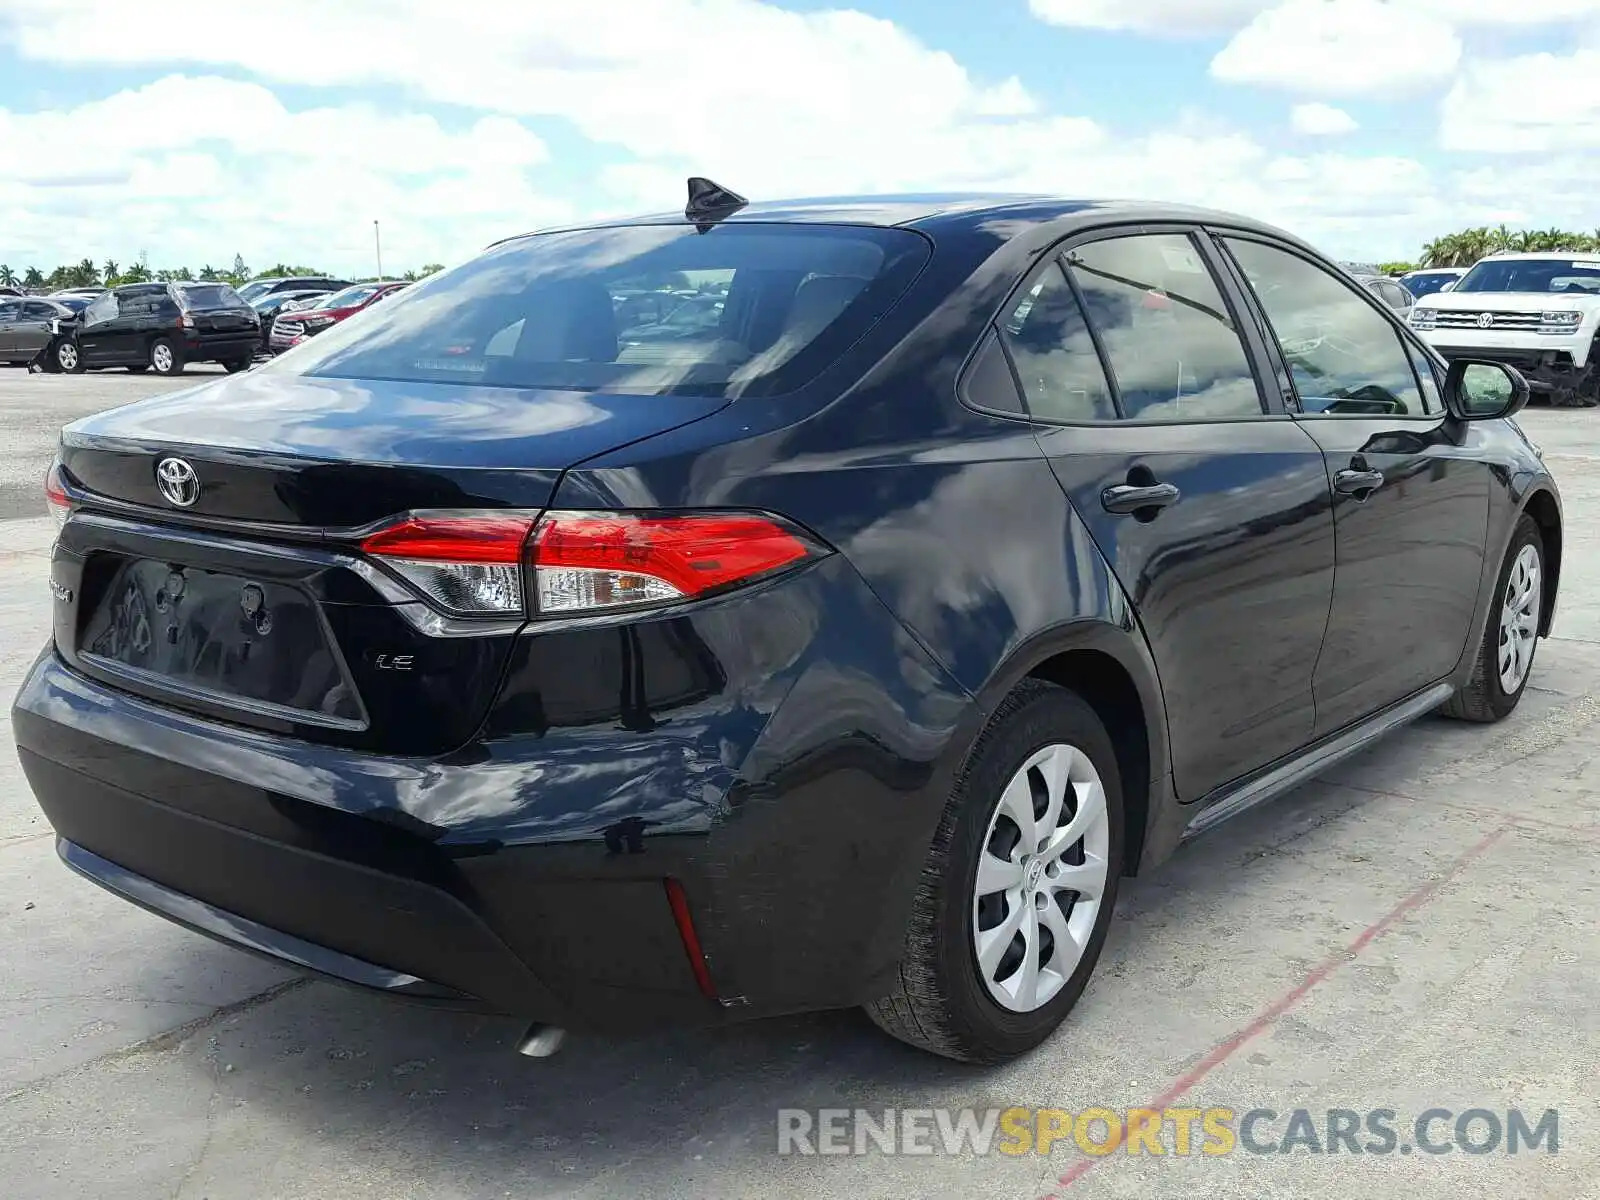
[122,263,152,283]
[22,267,44,289]
[199,264,219,281]
[0,264,16,288]
[102,259,120,285]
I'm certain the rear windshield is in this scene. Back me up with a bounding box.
[260,223,931,397]
[1455,259,1600,296]
[178,284,245,310]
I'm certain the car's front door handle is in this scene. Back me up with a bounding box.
[1101,482,1181,516]
[1334,467,1384,496]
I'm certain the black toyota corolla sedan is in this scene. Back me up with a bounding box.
[14,183,1562,1064]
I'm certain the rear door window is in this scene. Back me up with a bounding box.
[261,224,931,398]
[996,263,1116,422]
[1065,234,1264,421]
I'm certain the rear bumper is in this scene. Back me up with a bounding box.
[181,333,259,363]
[1423,338,1593,390]
[13,553,972,1027]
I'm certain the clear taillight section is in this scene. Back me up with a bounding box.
[359,509,827,619]
[360,513,534,616]
[44,460,71,530]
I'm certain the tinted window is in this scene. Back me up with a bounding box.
[1455,258,1600,295]
[178,284,245,309]
[996,263,1115,422]
[1409,347,1443,413]
[1402,272,1457,298]
[261,224,931,398]
[1066,234,1262,421]
[961,331,1025,416]
[22,302,60,320]
[1225,239,1430,417]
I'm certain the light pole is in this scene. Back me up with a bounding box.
[374,220,384,282]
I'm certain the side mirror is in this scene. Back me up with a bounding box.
[1445,359,1530,421]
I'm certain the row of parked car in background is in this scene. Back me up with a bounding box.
[6,251,1598,403]
[0,274,409,374]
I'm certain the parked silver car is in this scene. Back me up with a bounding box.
[0,297,75,366]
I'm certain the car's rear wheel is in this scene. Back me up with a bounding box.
[149,338,184,376]
[867,679,1123,1063]
[56,341,84,373]
[1441,514,1544,722]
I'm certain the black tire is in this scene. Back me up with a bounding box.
[1441,514,1544,723]
[866,679,1124,1063]
[149,337,184,376]
[223,358,250,374]
[126,365,149,374]
[56,340,85,374]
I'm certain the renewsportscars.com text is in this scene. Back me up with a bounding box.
[776,1107,1560,1158]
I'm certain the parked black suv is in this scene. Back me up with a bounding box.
[15,188,1563,1064]
[51,282,260,375]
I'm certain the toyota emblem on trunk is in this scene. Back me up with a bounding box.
[155,457,200,507]
[1477,312,1495,329]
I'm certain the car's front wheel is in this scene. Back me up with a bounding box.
[56,340,84,373]
[1442,513,1544,722]
[867,679,1124,1063]
[149,338,184,376]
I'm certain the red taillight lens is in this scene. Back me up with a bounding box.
[530,511,825,615]
[358,509,828,619]
[44,460,71,530]
[360,513,535,616]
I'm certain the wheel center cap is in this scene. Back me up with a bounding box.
[1024,858,1046,891]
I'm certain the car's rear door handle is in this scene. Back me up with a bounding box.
[1334,468,1384,497]
[1101,482,1181,515]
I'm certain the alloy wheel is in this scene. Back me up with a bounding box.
[152,344,174,373]
[972,742,1110,1014]
[57,343,78,370]
[1498,543,1541,694]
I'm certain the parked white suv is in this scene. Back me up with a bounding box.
[1410,252,1600,407]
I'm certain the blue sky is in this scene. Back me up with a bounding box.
[1,0,1596,276]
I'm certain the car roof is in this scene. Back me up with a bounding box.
[493,193,1306,247]
[1479,251,1600,264]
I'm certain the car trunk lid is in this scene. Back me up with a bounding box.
[52,373,731,753]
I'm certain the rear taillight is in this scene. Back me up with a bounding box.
[44,460,71,530]
[359,509,828,619]
[360,513,534,616]
[179,312,195,330]
[530,511,823,615]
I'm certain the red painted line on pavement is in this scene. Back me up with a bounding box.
[1043,823,1510,1196]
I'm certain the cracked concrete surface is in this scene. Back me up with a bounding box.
[0,375,1596,1199]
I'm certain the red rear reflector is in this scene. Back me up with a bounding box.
[44,461,71,530]
[664,878,718,1000]
[531,511,822,615]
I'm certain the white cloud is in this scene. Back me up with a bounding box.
[1027,0,1266,34]
[1212,0,1461,96]
[0,0,1590,274]
[1440,50,1600,152]
[1290,102,1359,136]
[0,76,567,274]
